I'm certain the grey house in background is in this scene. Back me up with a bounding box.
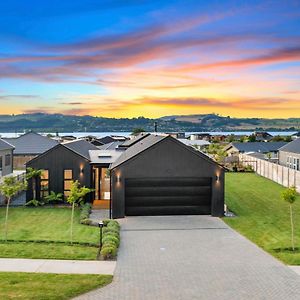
[225,142,287,160]
[279,138,300,170]
[3,132,58,169]
[0,139,14,177]
[110,135,224,218]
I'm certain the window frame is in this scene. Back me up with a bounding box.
[40,170,49,199]
[63,169,73,197]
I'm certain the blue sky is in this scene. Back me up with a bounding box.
[0,0,299,118]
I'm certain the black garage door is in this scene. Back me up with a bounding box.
[125,177,212,216]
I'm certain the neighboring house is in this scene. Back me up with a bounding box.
[26,134,224,218]
[0,139,14,177]
[291,132,300,140]
[178,138,210,149]
[3,132,58,169]
[253,131,273,142]
[165,132,185,139]
[225,142,287,160]
[189,133,212,141]
[279,138,300,170]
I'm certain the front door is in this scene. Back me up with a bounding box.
[93,167,110,209]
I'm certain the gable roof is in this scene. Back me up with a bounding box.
[228,142,287,153]
[111,134,221,170]
[97,136,115,145]
[279,138,300,154]
[3,132,58,155]
[0,138,14,151]
[63,139,99,160]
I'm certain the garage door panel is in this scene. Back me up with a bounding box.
[125,186,211,197]
[125,177,212,216]
[126,177,211,187]
[126,205,211,216]
[126,195,211,207]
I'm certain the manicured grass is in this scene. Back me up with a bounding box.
[0,272,112,300]
[225,172,300,265]
[0,207,99,260]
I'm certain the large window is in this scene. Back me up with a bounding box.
[0,156,2,171]
[5,154,11,166]
[40,170,49,199]
[64,169,73,197]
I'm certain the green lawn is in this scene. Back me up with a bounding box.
[225,172,300,265]
[0,207,99,260]
[0,272,112,300]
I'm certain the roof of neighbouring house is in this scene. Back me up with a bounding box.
[118,132,150,148]
[3,132,58,155]
[111,134,166,169]
[178,138,210,146]
[63,139,99,160]
[89,149,124,164]
[98,141,124,150]
[0,138,14,151]
[279,138,300,154]
[228,142,287,153]
[97,136,116,145]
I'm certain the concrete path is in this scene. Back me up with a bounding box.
[0,258,116,275]
[76,215,300,300]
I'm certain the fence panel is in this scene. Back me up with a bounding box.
[239,154,300,193]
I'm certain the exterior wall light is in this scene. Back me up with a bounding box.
[80,167,84,174]
[116,174,121,183]
[216,175,220,182]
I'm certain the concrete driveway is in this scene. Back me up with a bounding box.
[76,216,300,300]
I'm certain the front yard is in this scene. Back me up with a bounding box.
[225,172,300,265]
[0,207,99,260]
[0,272,112,300]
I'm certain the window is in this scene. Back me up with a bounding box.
[64,169,73,197]
[5,154,11,166]
[0,156,2,170]
[40,170,49,199]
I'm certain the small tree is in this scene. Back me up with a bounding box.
[131,128,145,136]
[281,186,297,251]
[0,176,27,241]
[26,168,43,200]
[66,181,93,244]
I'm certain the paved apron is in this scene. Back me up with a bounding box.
[76,215,300,300]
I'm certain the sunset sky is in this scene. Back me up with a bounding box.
[0,0,299,118]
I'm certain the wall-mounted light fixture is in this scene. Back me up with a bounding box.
[80,167,84,174]
[216,175,220,182]
[116,174,121,183]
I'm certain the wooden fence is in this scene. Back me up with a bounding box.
[239,153,300,193]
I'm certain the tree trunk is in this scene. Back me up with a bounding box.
[33,178,36,200]
[290,204,295,251]
[4,197,11,241]
[70,202,75,244]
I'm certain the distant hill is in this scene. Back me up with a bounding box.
[0,113,299,133]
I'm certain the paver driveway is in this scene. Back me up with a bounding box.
[76,216,300,300]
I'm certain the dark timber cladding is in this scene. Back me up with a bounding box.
[110,135,224,218]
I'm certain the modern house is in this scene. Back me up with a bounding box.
[3,132,58,169]
[253,131,273,142]
[0,138,14,177]
[279,138,300,170]
[26,134,224,218]
[225,142,287,160]
[189,133,212,141]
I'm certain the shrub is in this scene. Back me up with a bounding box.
[102,234,120,248]
[103,227,119,236]
[107,220,120,230]
[79,203,92,224]
[100,245,117,260]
